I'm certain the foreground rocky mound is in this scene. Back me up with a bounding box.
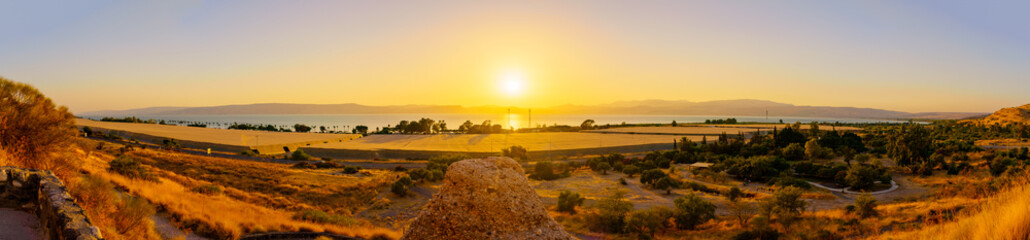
[401,157,574,240]
[964,104,1030,126]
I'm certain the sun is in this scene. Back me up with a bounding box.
[500,71,525,96]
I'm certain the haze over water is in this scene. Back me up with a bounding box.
[81,114,912,131]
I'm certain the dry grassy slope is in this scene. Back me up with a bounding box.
[962,104,1030,126]
[879,182,1030,240]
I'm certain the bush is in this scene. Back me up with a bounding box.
[727,187,744,202]
[673,193,716,229]
[391,179,410,197]
[290,149,312,160]
[625,206,674,239]
[763,186,807,223]
[292,209,355,225]
[427,154,466,173]
[595,162,612,174]
[408,168,430,182]
[191,184,223,195]
[501,145,529,161]
[557,190,585,214]
[342,166,361,174]
[589,192,633,233]
[109,156,158,181]
[845,165,883,190]
[429,169,445,181]
[854,194,878,218]
[771,174,811,189]
[1,76,77,173]
[781,143,806,161]
[393,165,408,172]
[531,161,568,180]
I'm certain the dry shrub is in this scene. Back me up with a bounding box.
[0,77,77,176]
[71,175,161,240]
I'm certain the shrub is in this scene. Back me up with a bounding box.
[845,165,883,190]
[408,168,430,182]
[0,77,77,175]
[427,154,466,173]
[655,176,680,194]
[771,174,811,189]
[781,143,806,161]
[429,169,445,181]
[393,165,408,172]
[501,145,529,161]
[625,206,674,239]
[191,184,223,195]
[854,194,878,218]
[619,178,628,185]
[557,190,585,214]
[292,209,355,225]
[763,186,807,223]
[530,161,568,180]
[727,187,744,202]
[391,180,409,197]
[290,149,312,161]
[109,156,158,181]
[342,166,361,174]
[589,192,633,233]
[673,193,716,229]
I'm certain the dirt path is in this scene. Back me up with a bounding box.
[0,208,41,240]
[151,213,209,240]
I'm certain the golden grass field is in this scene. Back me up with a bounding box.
[76,119,360,151]
[308,132,704,152]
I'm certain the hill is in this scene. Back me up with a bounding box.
[80,99,985,120]
[962,104,1030,126]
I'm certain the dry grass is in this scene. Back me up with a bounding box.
[877,176,1030,239]
[81,141,401,239]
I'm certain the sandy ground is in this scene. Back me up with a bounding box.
[76,118,359,147]
[310,132,704,152]
[0,208,41,240]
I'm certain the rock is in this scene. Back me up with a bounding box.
[402,157,574,240]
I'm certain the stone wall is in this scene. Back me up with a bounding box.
[0,167,103,240]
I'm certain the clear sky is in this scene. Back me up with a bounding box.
[2,1,1028,114]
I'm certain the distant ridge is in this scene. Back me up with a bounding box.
[80,99,985,120]
[962,104,1030,126]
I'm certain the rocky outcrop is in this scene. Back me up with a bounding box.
[0,166,104,240]
[401,157,574,240]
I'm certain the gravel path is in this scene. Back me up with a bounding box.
[0,208,41,240]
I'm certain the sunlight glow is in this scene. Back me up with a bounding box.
[500,71,525,96]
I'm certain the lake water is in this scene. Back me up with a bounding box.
[80,113,912,131]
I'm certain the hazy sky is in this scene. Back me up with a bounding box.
[2,1,1028,114]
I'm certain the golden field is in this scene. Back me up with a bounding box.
[308,132,703,153]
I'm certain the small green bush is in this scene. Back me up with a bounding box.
[191,184,223,195]
[290,149,312,161]
[557,190,585,214]
[109,156,158,181]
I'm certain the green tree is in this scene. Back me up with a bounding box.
[353,125,369,135]
[591,191,633,233]
[640,169,667,185]
[804,139,824,160]
[655,176,679,195]
[781,143,806,160]
[727,187,744,202]
[763,186,807,223]
[293,124,312,133]
[557,190,585,214]
[887,124,933,167]
[673,193,716,229]
[596,162,612,175]
[625,206,674,238]
[623,165,641,178]
[845,165,882,190]
[581,119,596,130]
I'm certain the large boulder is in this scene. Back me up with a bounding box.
[401,157,574,240]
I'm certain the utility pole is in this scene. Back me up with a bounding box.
[507,108,511,131]
[528,108,532,130]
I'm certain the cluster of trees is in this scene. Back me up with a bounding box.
[393,118,447,134]
[228,123,288,132]
[705,118,738,124]
[458,120,506,134]
[99,116,157,124]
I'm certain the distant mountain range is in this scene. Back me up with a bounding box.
[80,99,987,120]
